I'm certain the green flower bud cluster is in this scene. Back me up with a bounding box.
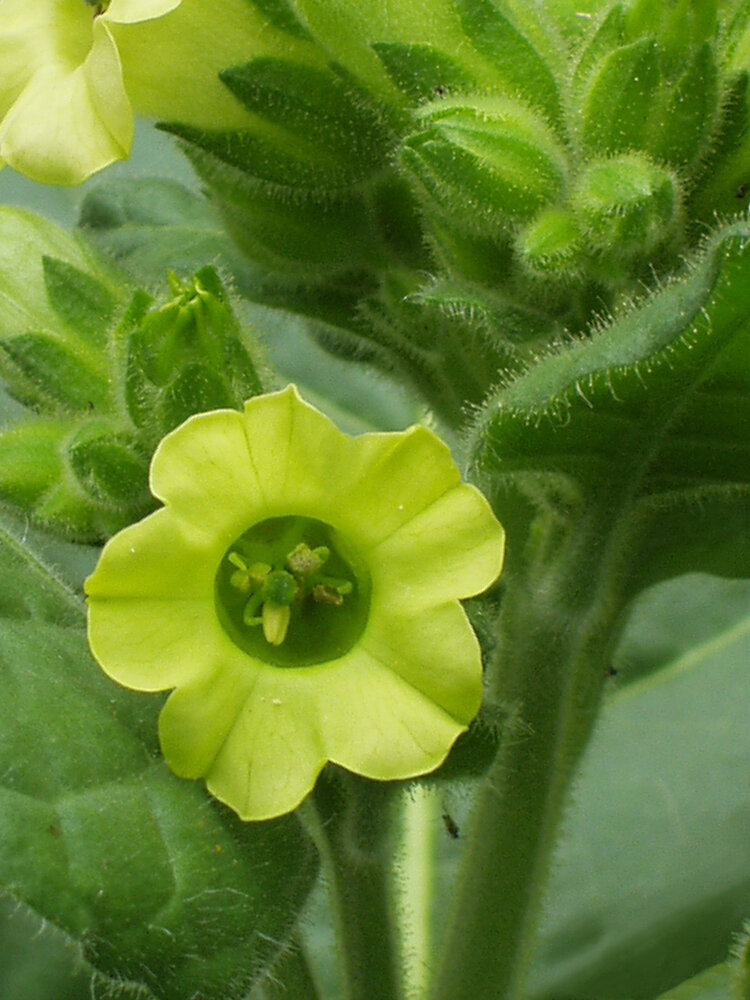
[0,211,263,540]
[125,266,263,453]
[156,0,744,419]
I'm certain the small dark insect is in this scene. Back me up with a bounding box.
[48,824,61,839]
[442,812,460,839]
[735,182,749,200]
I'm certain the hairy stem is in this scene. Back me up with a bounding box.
[430,511,627,1000]
[308,770,403,1000]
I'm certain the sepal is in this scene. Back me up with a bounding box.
[625,0,717,57]
[579,37,661,155]
[372,42,478,103]
[515,209,583,280]
[401,97,567,238]
[217,59,397,188]
[576,13,721,170]
[67,422,151,508]
[41,254,118,340]
[645,42,718,170]
[125,266,262,448]
[452,0,564,129]
[0,332,109,414]
[245,0,313,40]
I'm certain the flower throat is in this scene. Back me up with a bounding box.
[214,516,371,667]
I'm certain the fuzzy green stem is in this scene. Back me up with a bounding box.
[308,770,403,1000]
[430,513,627,1000]
[396,786,436,1000]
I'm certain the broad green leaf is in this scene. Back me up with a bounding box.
[653,963,734,1000]
[0,898,90,1000]
[527,574,750,999]
[0,507,318,1000]
[613,573,750,685]
[78,177,256,290]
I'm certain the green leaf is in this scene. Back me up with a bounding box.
[526,573,750,998]
[0,508,318,1000]
[653,964,734,1000]
[78,178,259,292]
[0,898,91,1000]
[613,574,750,685]
[470,220,750,595]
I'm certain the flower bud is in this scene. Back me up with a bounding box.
[515,209,583,279]
[401,97,567,239]
[125,266,263,447]
[571,154,682,268]
[0,209,267,541]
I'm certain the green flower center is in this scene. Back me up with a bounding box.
[214,516,371,667]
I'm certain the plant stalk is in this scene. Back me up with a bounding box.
[430,513,628,1000]
[308,770,403,1000]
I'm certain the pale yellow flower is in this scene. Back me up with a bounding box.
[0,0,181,185]
[86,387,505,820]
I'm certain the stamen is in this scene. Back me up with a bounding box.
[287,542,329,576]
[262,604,291,645]
[215,515,367,660]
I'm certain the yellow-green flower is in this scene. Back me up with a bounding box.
[86,387,504,820]
[0,0,181,185]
